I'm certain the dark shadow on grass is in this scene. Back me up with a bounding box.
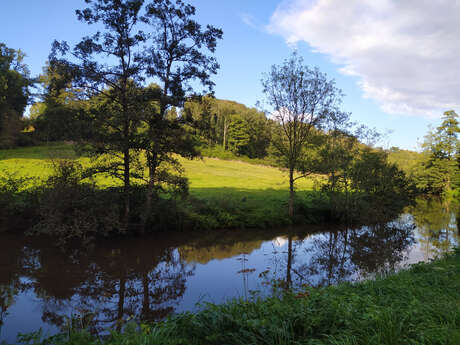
[187,187,410,227]
[189,187,320,202]
[186,187,329,228]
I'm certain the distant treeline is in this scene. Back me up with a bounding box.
[30,93,274,161]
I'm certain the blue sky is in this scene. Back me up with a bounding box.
[2,0,454,150]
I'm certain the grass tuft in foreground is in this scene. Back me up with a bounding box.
[16,248,460,345]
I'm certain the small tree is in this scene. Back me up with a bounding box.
[315,110,358,215]
[33,62,88,142]
[261,53,342,217]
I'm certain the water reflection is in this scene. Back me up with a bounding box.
[0,197,458,342]
[408,197,459,258]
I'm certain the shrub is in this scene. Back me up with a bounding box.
[30,160,123,244]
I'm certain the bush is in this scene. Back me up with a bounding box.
[30,160,123,244]
[0,172,38,232]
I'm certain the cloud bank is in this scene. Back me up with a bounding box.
[268,0,460,118]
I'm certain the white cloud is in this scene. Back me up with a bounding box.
[240,13,258,29]
[268,0,460,118]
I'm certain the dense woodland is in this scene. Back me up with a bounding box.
[0,0,459,241]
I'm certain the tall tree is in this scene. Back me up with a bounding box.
[415,110,460,194]
[227,114,250,155]
[0,43,31,148]
[140,0,223,226]
[49,0,222,231]
[49,0,148,227]
[261,53,341,217]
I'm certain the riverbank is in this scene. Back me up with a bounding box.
[13,248,459,345]
[0,143,322,232]
[0,144,413,236]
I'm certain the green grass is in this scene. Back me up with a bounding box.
[14,249,460,345]
[0,143,314,190]
[0,144,322,229]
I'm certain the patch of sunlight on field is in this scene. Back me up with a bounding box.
[179,157,314,191]
[0,144,316,194]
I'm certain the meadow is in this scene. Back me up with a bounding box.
[0,143,321,229]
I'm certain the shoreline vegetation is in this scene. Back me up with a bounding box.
[0,143,411,238]
[9,248,460,345]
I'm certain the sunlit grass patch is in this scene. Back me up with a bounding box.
[0,143,317,194]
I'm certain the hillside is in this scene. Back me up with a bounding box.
[387,147,425,174]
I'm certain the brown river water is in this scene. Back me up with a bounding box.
[0,198,458,343]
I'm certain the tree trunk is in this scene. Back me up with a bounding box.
[288,167,295,218]
[142,151,157,234]
[116,276,126,332]
[123,148,130,229]
[286,233,293,289]
[141,272,150,320]
[223,117,228,150]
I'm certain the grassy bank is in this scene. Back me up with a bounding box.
[0,144,324,232]
[14,248,460,345]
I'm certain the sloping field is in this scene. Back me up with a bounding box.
[0,143,316,196]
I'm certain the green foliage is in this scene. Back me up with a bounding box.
[14,249,460,345]
[0,172,37,231]
[261,52,342,217]
[413,111,460,195]
[184,97,271,159]
[387,147,424,174]
[347,148,414,220]
[30,160,123,244]
[31,62,90,142]
[0,43,32,148]
[227,115,250,154]
[309,109,414,222]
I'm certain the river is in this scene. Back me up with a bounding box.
[0,197,458,343]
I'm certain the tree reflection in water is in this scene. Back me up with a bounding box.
[0,197,458,341]
[266,220,416,289]
[0,235,25,339]
[4,239,194,336]
[408,197,459,258]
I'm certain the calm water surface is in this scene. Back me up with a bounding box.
[0,198,458,342]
